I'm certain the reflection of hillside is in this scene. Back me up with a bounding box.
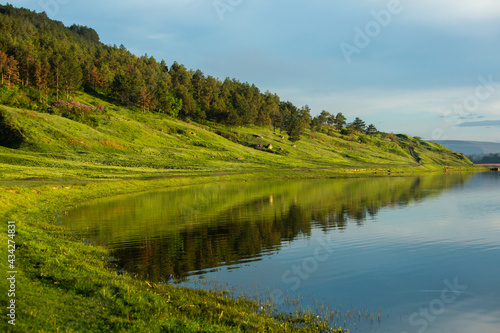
[64,173,473,282]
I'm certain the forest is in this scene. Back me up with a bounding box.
[0,4,377,142]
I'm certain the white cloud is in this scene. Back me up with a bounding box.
[406,0,500,26]
[146,34,170,40]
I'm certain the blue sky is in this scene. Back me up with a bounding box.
[5,0,500,142]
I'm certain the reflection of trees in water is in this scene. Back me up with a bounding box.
[107,174,472,282]
[116,203,311,282]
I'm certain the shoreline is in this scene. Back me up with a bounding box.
[475,163,500,167]
[0,168,480,332]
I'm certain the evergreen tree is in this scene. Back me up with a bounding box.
[110,74,129,104]
[0,51,9,85]
[60,52,83,99]
[310,116,322,138]
[139,86,151,112]
[334,112,347,130]
[49,51,63,100]
[299,105,312,130]
[326,114,335,127]
[89,66,99,90]
[366,124,378,135]
[33,60,50,101]
[287,107,303,143]
[110,65,142,105]
[256,91,277,127]
[352,117,366,132]
[278,101,294,134]
[170,62,196,119]
[98,63,114,91]
[317,110,330,129]
[5,55,19,86]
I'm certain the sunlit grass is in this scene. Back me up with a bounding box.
[0,92,474,182]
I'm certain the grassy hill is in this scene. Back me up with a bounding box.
[0,4,475,179]
[0,93,473,181]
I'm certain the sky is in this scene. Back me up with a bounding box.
[4,0,500,142]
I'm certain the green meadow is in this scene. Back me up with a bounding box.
[0,92,473,181]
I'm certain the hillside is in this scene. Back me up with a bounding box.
[0,4,474,180]
[0,92,473,181]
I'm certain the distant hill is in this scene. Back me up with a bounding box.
[431,140,500,155]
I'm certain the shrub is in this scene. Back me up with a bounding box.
[358,135,369,144]
[49,100,104,127]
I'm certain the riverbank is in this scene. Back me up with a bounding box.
[1,172,358,332]
[1,167,482,332]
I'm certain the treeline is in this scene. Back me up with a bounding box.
[0,4,378,142]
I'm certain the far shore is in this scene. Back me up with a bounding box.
[476,164,500,167]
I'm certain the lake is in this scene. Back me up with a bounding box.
[62,172,500,332]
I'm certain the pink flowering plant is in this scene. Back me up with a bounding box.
[49,100,104,127]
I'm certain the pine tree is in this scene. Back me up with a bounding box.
[34,60,50,101]
[366,124,378,135]
[170,62,196,119]
[139,86,151,112]
[5,56,19,86]
[60,53,83,99]
[318,110,330,128]
[287,108,303,143]
[334,113,347,130]
[49,52,62,100]
[89,66,99,90]
[299,105,312,130]
[352,117,366,132]
[0,51,8,85]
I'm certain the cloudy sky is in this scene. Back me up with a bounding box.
[6,0,500,142]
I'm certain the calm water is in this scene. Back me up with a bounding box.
[62,172,500,332]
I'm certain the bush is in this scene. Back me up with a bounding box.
[358,135,369,144]
[0,85,34,110]
[49,100,103,127]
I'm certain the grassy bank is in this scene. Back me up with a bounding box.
[1,174,358,332]
[1,167,481,332]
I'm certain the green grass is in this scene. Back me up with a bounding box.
[0,92,474,182]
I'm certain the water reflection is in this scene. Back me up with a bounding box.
[63,173,472,283]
